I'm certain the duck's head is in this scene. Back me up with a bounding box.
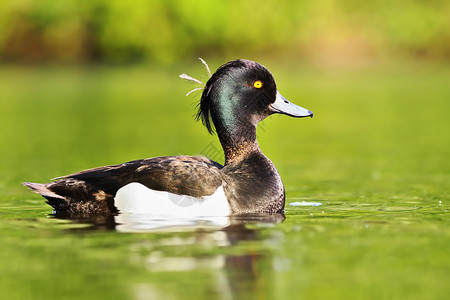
[197,59,313,140]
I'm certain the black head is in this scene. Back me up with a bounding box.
[197,60,278,135]
[196,59,312,137]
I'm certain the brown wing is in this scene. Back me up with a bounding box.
[59,156,224,197]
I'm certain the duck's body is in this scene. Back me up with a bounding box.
[23,59,313,216]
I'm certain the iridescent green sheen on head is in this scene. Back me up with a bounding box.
[196,59,276,135]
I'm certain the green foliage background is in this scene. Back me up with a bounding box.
[1,0,449,63]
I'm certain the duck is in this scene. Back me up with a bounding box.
[23,59,313,217]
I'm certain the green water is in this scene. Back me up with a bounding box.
[0,62,449,299]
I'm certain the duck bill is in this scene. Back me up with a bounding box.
[269,91,313,118]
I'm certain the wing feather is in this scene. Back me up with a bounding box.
[59,156,224,198]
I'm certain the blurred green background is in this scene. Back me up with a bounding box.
[1,0,449,64]
[1,1,449,300]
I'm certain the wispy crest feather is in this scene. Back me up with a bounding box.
[198,57,211,77]
[179,58,212,96]
[180,58,217,134]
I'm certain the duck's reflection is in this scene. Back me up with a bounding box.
[54,213,285,299]
[126,214,284,299]
[115,214,231,232]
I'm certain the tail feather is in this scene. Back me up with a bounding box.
[22,182,64,199]
[22,180,117,215]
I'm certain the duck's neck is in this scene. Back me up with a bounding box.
[216,122,261,165]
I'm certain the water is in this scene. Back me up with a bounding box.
[0,62,449,299]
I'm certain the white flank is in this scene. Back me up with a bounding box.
[115,183,230,217]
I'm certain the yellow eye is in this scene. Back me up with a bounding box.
[253,80,263,88]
